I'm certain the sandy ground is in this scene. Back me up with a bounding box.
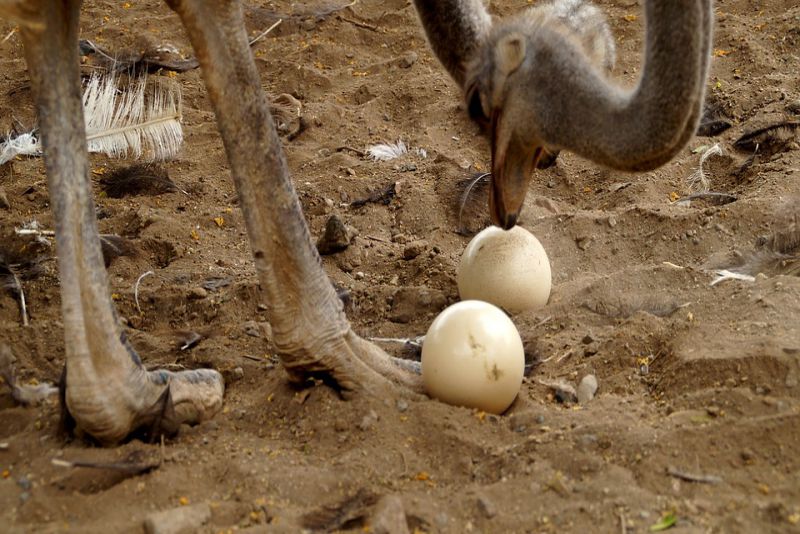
[1,0,799,532]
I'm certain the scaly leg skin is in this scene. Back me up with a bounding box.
[165,0,423,397]
[15,0,223,446]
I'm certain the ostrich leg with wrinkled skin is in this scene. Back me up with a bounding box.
[14,0,224,445]
[162,0,425,395]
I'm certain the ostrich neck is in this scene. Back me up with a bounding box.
[531,0,711,171]
[412,0,492,87]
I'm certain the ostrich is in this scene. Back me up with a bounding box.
[0,0,711,445]
[447,0,713,228]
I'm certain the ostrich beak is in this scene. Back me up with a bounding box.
[490,118,542,229]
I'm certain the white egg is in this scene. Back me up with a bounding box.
[457,226,551,313]
[422,300,524,414]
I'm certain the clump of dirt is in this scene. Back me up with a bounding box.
[1,1,799,532]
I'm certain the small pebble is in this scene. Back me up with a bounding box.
[232,367,244,380]
[187,287,208,300]
[398,163,417,172]
[476,495,497,518]
[243,321,261,338]
[389,286,446,323]
[576,374,598,404]
[370,495,410,534]
[391,233,409,244]
[403,240,427,260]
[549,381,577,403]
[317,214,352,255]
[396,399,408,413]
[357,410,379,431]
[17,477,31,491]
[576,434,598,447]
[143,503,211,534]
[398,51,418,68]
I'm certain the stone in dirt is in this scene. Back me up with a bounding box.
[476,494,497,518]
[317,214,353,255]
[402,240,428,260]
[370,495,410,534]
[577,374,598,404]
[143,503,211,534]
[389,286,447,323]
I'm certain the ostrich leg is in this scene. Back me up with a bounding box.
[15,0,223,445]
[165,0,422,394]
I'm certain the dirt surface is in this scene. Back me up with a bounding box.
[1,1,799,532]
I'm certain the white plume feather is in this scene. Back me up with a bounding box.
[83,72,183,160]
[0,132,40,166]
[367,139,427,161]
[0,72,183,165]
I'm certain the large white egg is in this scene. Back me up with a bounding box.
[457,226,551,313]
[422,300,524,414]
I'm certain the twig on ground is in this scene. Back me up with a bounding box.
[14,271,27,327]
[51,454,160,475]
[365,235,390,243]
[1,28,16,44]
[556,350,573,363]
[337,15,378,31]
[5,268,29,326]
[710,269,755,286]
[676,191,737,205]
[369,336,424,349]
[14,221,56,247]
[533,315,552,328]
[666,466,723,484]
[134,270,154,314]
[336,145,366,157]
[249,19,283,47]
